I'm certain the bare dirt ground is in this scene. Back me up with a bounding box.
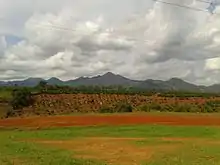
[32,137,220,165]
[33,137,180,165]
[1,113,220,128]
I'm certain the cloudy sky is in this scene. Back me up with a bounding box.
[0,0,220,85]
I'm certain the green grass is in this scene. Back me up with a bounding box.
[0,89,12,118]
[1,125,220,165]
[0,90,12,101]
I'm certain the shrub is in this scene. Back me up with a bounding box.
[137,102,205,113]
[136,104,151,112]
[10,88,34,110]
[99,106,114,113]
[201,103,215,113]
[99,102,133,113]
[174,104,190,112]
[136,102,162,112]
[163,103,200,113]
[149,102,162,111]
[36,81,48,93]
[162,104,175,112]
[114,102,133,113]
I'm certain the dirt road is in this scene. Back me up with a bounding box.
[1,113,220,128]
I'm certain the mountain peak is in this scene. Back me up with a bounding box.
[168,77,184,82]
[47,77,63,85]
[1,74,220,93]
[48,77,61,81]
[25,77,43,81]
[103,72,116,77]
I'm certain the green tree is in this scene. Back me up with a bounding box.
[10,88,33,110]
[37,81,48,92]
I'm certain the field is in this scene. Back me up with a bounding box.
[1,88,220,164]
[0,89,11,118]
[0,90,11,101]
[7,93,220,117]
[1,113,220,165]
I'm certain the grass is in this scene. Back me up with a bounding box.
[0,89,11,118]
[1,125,220,164]
[0,90,12,101]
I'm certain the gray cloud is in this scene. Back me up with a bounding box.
[0,0,220,85]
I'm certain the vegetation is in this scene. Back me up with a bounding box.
[135,101,220,113]
[1,125,220,164]
[114,101,133,113]
[0,87,15,102]
[99,102,133,113]
[36,80,48,93]
[1,82,220,100]
[99,106,114,113]
[1,81,220,117]
[158,91,220,98]
[10,88,33,110]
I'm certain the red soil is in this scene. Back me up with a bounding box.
[1,114,220,128]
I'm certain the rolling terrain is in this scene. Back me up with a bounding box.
[1,72,220,93]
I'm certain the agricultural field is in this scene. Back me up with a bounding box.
[1,114,220,165]
[1,87,220,164]
[2,85,220,117]
[13,93,220,117]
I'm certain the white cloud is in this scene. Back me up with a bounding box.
[205,57,220,70]
[1,0,220,85]
[0,36,7,52]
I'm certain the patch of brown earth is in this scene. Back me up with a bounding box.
[1,157,28,165]
[161,137,220,147]
[2,114,220,129]
[34,137,180,165]
[161,137,201,142]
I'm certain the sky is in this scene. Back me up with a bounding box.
[0,0,220,85]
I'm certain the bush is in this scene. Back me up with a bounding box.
[136,102,162,112]
[114,102,133,113]
[98,102,133,113]
[201,103,215,113]
[99,106,114,113]
[137,102,204,113]
[162,104,175,112]
[149,102,162,111]
[10,88,34,110]
[136,104,151,112]
[174,104,192,112]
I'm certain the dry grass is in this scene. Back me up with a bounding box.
[33,137,181,165]
[2,125,220,165]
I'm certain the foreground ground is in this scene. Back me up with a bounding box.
[1,113,220,128]
[1,123,220,165]
[1,113,220,164]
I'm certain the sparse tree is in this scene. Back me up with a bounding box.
[37,81,48,93]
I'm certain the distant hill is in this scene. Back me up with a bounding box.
[0,78,43,87]
[136,78,203,92]
[0,72,220,93]
[47,77,63,85]
[65,72,139,86]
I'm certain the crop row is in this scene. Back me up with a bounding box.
[8,94,217,117]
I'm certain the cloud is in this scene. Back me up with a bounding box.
[0,0,220,85]
[0,36,7,53]
[205,57,220,70]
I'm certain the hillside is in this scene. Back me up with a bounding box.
[65,72,139,86]
[0,72,220,93]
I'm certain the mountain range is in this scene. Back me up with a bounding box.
[1,72,220,93]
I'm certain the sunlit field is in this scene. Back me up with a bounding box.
[1,124,220,165]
